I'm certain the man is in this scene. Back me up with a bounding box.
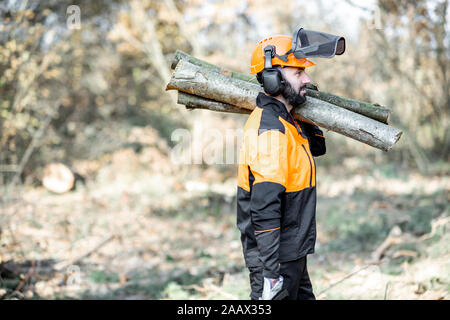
[236,34,326,300]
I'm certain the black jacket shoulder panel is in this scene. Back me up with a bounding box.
[258,107,285,135]
[298,121,326,157]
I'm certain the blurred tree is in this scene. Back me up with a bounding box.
[0,1,71,184]
[370,0,449,169]
[308,0,449,170]
[1,0,448,188]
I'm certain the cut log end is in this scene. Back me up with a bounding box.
[42,163,75,194]
[385,130,403,152]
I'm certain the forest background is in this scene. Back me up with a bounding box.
[0,0,448,299]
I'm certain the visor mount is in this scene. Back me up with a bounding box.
[264,45,289,67]
[264,45,275,69]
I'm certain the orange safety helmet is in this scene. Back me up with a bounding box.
[250,35,315,74]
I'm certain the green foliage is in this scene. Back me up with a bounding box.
[89,270,120,284]
[318,186,448,256]
[318,195,389,253]
[402,190,448,236]
[163,282,190,299]
[427,232,450,259]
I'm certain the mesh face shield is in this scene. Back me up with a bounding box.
[290,27,346,59]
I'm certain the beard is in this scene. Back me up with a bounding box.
[282,80,307,109]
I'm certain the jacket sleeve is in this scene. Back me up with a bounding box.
[247,129,288,279]
[298,120,326,157]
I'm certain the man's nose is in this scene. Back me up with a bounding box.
[302,72,311,84]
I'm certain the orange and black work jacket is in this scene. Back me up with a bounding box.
[237,92,326,279]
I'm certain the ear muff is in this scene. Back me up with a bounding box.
[261,68,285,96]
[260,45,285,96]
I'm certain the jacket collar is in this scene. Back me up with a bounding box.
[256,92,294,124]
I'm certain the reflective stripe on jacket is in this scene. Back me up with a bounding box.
[236,92,326,279]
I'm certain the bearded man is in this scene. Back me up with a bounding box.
[236,34,326,300]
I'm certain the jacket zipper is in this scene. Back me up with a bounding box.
[302,145,313,188]
[288,111,313,187]
[287,111,307,139]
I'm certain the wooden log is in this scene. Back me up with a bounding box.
[304,90,390,124]
[172,50,259,84]
[178,91,320,125]
[178,92,401,151]
[171,50,391,123]
[166,61,402,151]
[166,60,260,111]
[178,92,250,114]
[297,97,401,151]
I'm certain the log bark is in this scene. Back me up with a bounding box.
[178,91,250,114]
[178,91,316,125]
[172,49,259,84]
[304,90,390,124]
[297,97,401,151]
[171,50,391,123]
[166,60,260,111]
[167,60,402,151]
[178,91,401,151]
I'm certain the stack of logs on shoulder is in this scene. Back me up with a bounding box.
[166,50,402,152]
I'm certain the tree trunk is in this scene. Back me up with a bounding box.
[171,50,391,123]
[167,60,402,151]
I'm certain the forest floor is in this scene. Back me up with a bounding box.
[1,125,449,300]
